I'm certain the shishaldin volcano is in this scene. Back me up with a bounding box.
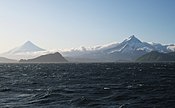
[5,41,45,54]
[1,41,47,60]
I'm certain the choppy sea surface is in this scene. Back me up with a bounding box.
[0,63,175,108]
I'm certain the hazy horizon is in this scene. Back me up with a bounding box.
[0,0,175,53]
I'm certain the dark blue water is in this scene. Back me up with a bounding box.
[0,63,175,108]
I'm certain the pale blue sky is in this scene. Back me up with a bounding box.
[0,0,175,52]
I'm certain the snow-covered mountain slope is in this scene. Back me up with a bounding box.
[62,35,175,61]
[65,35,173,55]
[167,44,175,51]
[149,43,169,53]
[105,35,153,54]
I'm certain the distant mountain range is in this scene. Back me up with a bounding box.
[136,51,175,62]
[63,35,175,62]
[0,35,175,63]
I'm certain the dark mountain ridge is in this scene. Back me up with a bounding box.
[19,52,68,63]
[136,51,175,62]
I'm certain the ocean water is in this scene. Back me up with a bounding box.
[0,63,175,108]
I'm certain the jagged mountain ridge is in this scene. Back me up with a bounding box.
[104,35,151,54]
[63,35,175,61]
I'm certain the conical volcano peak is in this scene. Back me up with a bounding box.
[25,41,33,44]
[20,41,45,51]
[23,41,35,46]
[5,41,45,54]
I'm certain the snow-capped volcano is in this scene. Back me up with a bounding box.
[1,41,47,60]
[7,41,45,54]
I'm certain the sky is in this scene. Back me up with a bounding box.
[0,0,175,53]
